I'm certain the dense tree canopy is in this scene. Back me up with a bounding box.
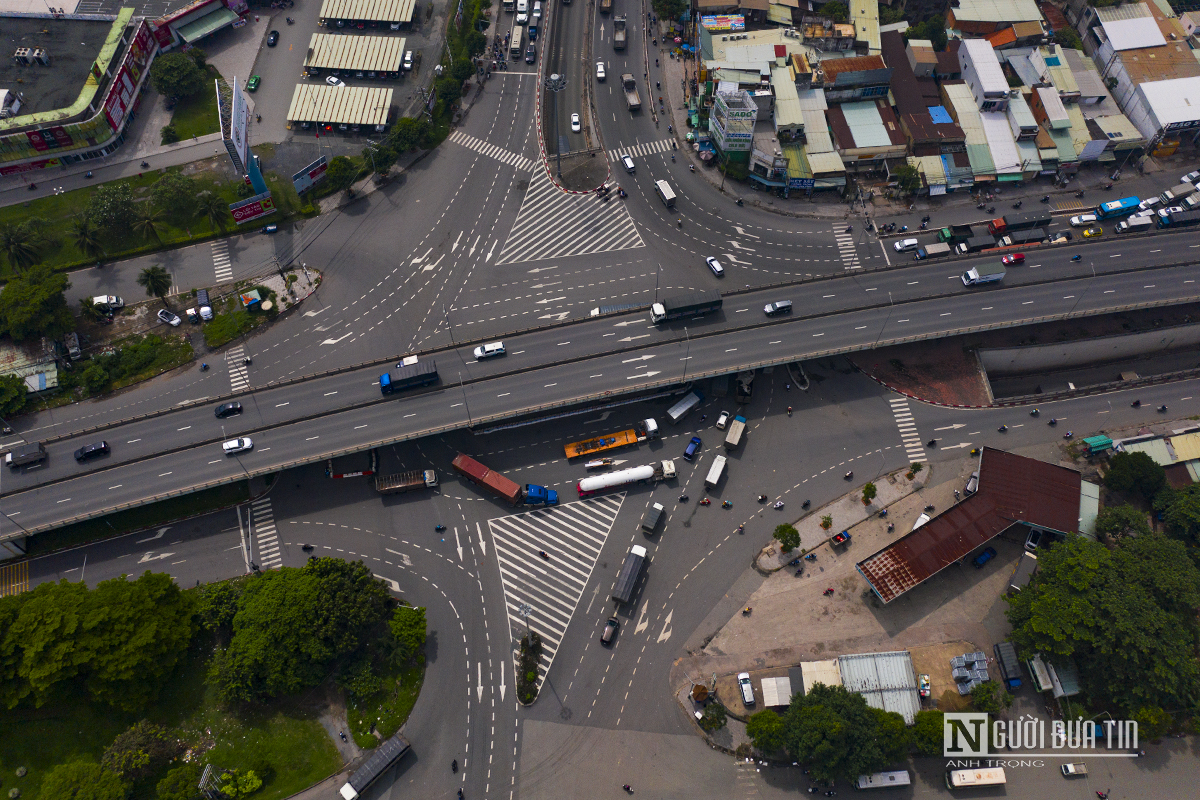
[1104,452,1166,503]
[905,15,948,51]
[150,172,199,220]
[1094,504,1151,541]
[150,52,206,98]
[1161,484,1200,546]
[1006,534,1200,712]
[912,709,944,756]
[782,684,908,782]
[36,761,126,800]
[0,264,74,342]
[746,709,787,754]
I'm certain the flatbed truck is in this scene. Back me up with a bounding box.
[379,359,438,395]
[621,73,641,111]
[375,469,438,494]
[565,419,659,458]
[955,235,997,255]
[987,211,1052,235]
[650,290,722,324]
[613,15,626,49]
[723,415,746,449]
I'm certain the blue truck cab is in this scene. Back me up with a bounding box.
[524,484,559,506]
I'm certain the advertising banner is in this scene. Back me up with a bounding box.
[229,76,250,170]
[701,15,745,32]
[292,156,329,194]
[229,192,277,224]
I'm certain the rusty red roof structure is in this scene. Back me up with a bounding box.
[856,448,1082,604]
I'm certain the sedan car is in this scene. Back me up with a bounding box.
[215,401,243,419]
[764,300,793,316]
[683,436,702,461]
[473,341,505,359]
[1069,214,1097,227]
[620,154,635,173]
[600,616,619,644]
[1082,226,1103,238]
[247,75,260,92]
[715,411,730,430]
[403,51,413,71]
[266,30,279,47]
[261,223,278,234]
[1157,205,1185,218]
[596,61,606,82]
[893,238,919,252]
[157,309,181,327]
[971,546,997,569]
[570,113,581,133]
[705,256,724,277]
[325,76,345,87]
[222,437,254,455]
[965,470,979,495]
[525,43,536,64]
[1182,170,1200,184]
[1138,197,1161,211]
[74,441,110,462]
[1001,253,1025,265]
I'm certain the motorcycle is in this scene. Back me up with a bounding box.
[758,495,768,503]
[1071,255,1082,262]
[286,16,294,23]
[898,225,908,233]
[987,206,996,214]
[742,607,752,616]
[919,221,928,230]
[804,553,817,562]
[736,198,744,206]
[976,202,986,210]
[844,471,853,480]
[737,524,744,534]
[1049,418,1057,426]
[998,425,1008,432]
[801,500,811,509]
[302,544,314,552]
[921,215,930,223]
[787,406,792,417]
[721,500,733,509]
[538,550,550,560]
[926,439,937,447]
[699,498,711,506]
[689,165,694,173]
[1030,408,1039,417]
[823,588,834,596]
[1064,431,1073,439]
[140,161,149,168]
[1076,190,1086,198]
[200,363,209,372]
[1012,201,1023,209]
[924,504,935,512]
[435,524,446,532]
[1040,195,1050,203]
[1103,183,1113,190]
[1158,404,1168,413]
[846,225,853,234]
[679,494,689,502]
[1131,400,1141,408]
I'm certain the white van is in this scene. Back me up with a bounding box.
[738,672,755,706]
[516,0,527,11]
[892,238,918,252]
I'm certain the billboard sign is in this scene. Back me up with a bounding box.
[229,192,276,224]
[103,22,156,131]
[292,156,329,194]
[701,15,745,32]
[229,76,250,170]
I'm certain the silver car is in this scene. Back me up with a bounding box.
[473,341,505,359]
[222,437,253,455]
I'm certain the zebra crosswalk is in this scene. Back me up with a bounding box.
[250,496,282,570]
[496,169,645,264]
[448,131,536,171]
[1052,200,1090,213]
[226,345,250,392]
[488,494,626,688]
[889,397,927,463]
[211,240,233,283]
[605,138,674,161]
[835,227,861,269]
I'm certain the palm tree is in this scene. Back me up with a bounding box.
[71,217,106,263]
[196,191,228,232]
[0,223,39,273]
[137,265,173,309]
[132,205,167,243]
[79,297,107,323]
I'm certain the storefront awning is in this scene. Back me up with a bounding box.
[176,7,239,43]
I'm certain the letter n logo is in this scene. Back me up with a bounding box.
[944,712,989,757]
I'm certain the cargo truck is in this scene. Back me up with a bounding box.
[613,14,626,49]
[374,469,438,494]
[379,359,439,395]
[915,242,951,259]
[987,211,1052,235]
[993,641,1023,689]
[598,0,611,12]
[621,74,641,111]
[338,733,411,800]
[1159,208,1200,228]
[565,419,659,458]
[723,415,747,449]
[641,502,664,532]
[1115,216,1153,234]
[704,454,726,489]
[611,545,647,604]
[577,460,676,497]
[936,224,973,244]
[4,441,46,468]
[666,391,703,423]
[654,179,674,207]
[452,453,556,506]
[589,303,642,317]
[1159,182,1197,204]
[955,235,997,255]
[961,264,1005,286]
[650,290,722,324]
[997,228,1047,247]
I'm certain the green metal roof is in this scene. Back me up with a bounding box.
[176,7,239,43]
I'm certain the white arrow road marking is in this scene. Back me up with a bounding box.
[934,423,967,431]
[530,282,562,289]
[732,226,761,239]
[723,253,752,265]
[477,522,487,557]
[137,552,175,563]
[538,312,570,321]
[726,241,757,251]
[622,355,656,363]
[302,308,326,317]
[612,320,641,327]
[941,442,977,450]
[527,266,558,273]
[618,334,651,342]
[487,239,497,262]
[136,526,170,543]
[321,332,353,346]
[385,548,414,566]
[374,575,403,593]
[411,247,432,265]
[628,371,661,380]
[634,602,650,635]
[451,231,463,252]
[470,235,480,257]
[422,254,444,272]
[455,527,463,561]
[536,296,567,304]
[498,658,506,702]
[657,609,674,643]
[477,662,485,702]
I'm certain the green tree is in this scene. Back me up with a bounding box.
[150,52,206,98]
[151,172,199,220]
[698,702,727,732]
[862,482,877,504]
[1,222,41,272]
[892,163,921,194]
[193,578,245,638]
[782,684,896,783]
[102,720,180,783]
[1053,27,1083,51]
[1094,504,1151,541]
[324,156,358,191]
[652,0,686,20]
[435,74,463,107]
[133,206,168,244]
[186,47,208,72]
[196,191,229,232]
[72,217,106,263]
[217,769,262,799]
[79,296,107,323]
[819,2,848,22]
[1161,484,1200,545]
[1133,706,1171,740]
[1104,451,1166,503]
[156,762,202,800]
[87,182,136,231]
[391,116,431,152]
[906,15,948,51]
[389,604,428,664]
[746,709,787,754]
[969,680,1013,715]
[36,761,126,800]
[137,265,173,309]
[879,5,905,25]
[0,373,27,417]
[869,707,912,763]
[0,263,74,342]
[208,558,392,704]
[161,125,180,145]
[80,362,111,395]
[912,709,945,756]
[773,523,800,553]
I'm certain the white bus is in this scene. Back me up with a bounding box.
[856,771,911,789]
[503,0,515,10]
[945,767,1006,788]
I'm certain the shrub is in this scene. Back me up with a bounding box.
[773,524,800,553]
[161,124,180,144]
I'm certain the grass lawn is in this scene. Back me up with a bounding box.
[347,661,425,747]
[168,68,221,141]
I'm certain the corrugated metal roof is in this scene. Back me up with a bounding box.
[1095,1,1154,24]
[1016,139,1042,172]
[1170,432,1200,462]
[952,0,1042,23]
[837,651,920,725]
[1036,86,1070,127]
[850,0,880,55]
[760,676,793,706]
[772,65,804,127]
[806,148,846,173]
[305,33,405,71]
[319,0,417,22]
[1008,92,1036,129]
[962,39,1009,94]
[1102,16,1168,51]
[857,449,1082,604]
[286,84,393,125]
[1137,77,1200,128]
[799,659,842,694]
[981,111,1023,173]
[840,100,892,148]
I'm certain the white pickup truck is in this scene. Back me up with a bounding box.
[1060,763,1088,777]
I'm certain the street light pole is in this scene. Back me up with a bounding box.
[544,73,568,180]
[682,326,690,383]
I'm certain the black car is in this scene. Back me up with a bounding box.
[267,30,279,47]
[525,43,536,64]
[215,402,243,419]
[74,441,110,462]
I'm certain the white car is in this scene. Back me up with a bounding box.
[893,238,918,253]
[620,154,635,173]
[570,113,581,133]
[403,51,413,71]
[705,256,724,276]
[1069,214,1097,227]
[325,76,345,87]
[516,12,528,24]
[1181,170,1200,184]
[222,437,253,455]
[738,672,755,706]
[596,62,606,82]
[473,341,506,359]
[157,309,181,327]
[1157,205,1184,218]
[1138,197,1161,211]
[715,411,730,430]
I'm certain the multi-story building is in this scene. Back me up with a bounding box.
[959,38,1011,113]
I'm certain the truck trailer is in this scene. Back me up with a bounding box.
[987,211,1051,235]
[650,290,722,323]
[666,391,703,423]
[1159,182,1197,204]
[374,469,438,495]
[339,733,411,800]
[955,235,997,255]
[452,453,556,506]
[997,228,1048,247]
[612,14,626,48]
[723,415,747,449]
[564,419,659,458]
[641,502,664,532]
[611,545,647,604]
[379,359,439,395]
[1115,216,1153,234]
[577,460,676,497]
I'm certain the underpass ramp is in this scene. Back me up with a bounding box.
[488,493,626,687]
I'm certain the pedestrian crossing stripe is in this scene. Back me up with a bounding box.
[488,494,626,689]
[834,227,861,270]
[226,345,249,393]
[606,138,674,161]
[496,169,645,265]
[212,240,233,283]
[448,131,536,172]
[251,497,282,570]
[889,397,926,463]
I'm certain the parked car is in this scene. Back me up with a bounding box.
[267,30,279,47]
[473,341,506,359]
[965,470,979,495]
[971,546,997,568]
[222,437,254,455]
[74,441,110,462]
[157,309,181,327]
[403,51,413,71]
[683,436,701,461]
[715,411,730,430]
[1001,253,1025,265]
[1069,214,1097,227]
[738,672,755,706]
[1082,226,1103,238]
[705,256,724,277]
[215,402,243,419]
[325,76,345,87]
[261,223,278,234]
[570,112,580,132]
[1025,529,1043,551]
[247,75,260,92]
[763,300,792,316]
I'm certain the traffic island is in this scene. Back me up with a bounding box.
[516,631,544,705]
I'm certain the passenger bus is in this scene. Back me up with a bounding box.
[856,771,911,790]
[1095,196,1140,220]
[945,767,1006,788]
[503,0,515,11]
[510,28,523,60]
